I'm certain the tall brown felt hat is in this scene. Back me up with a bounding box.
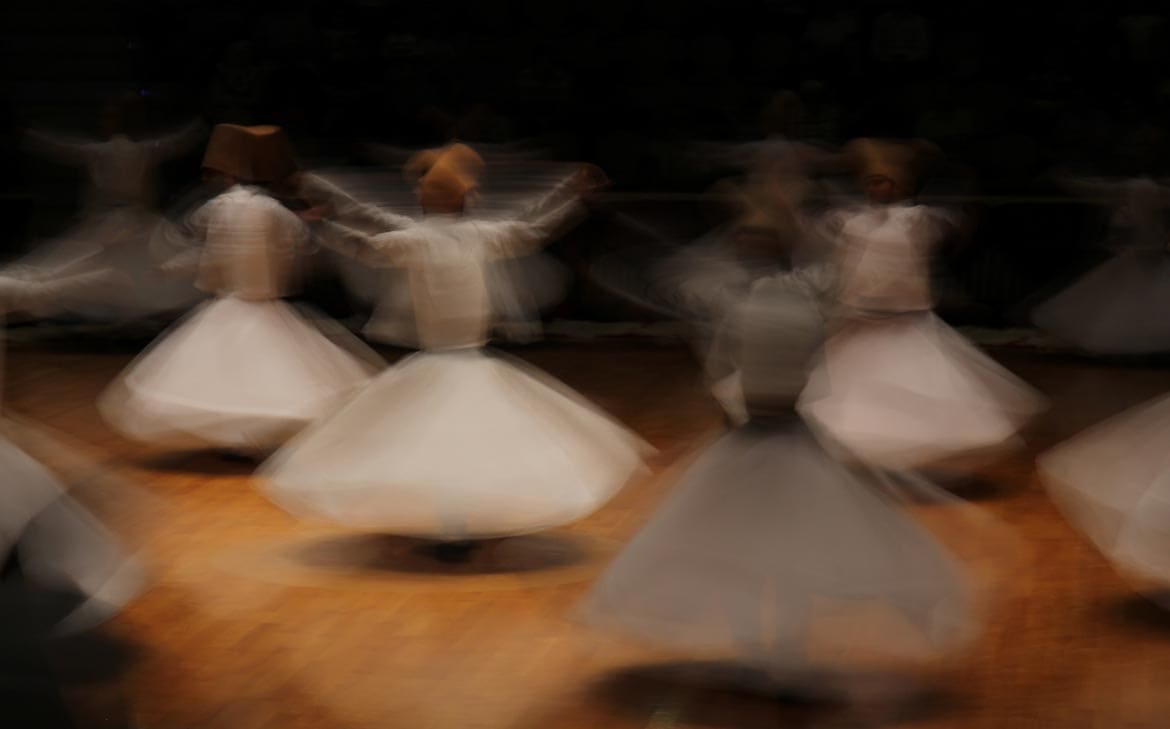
[404,143,486,200]
[202,124,298,184]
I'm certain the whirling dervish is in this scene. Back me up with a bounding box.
[0,268,146,634]
[260,143,652,560]
[580,270,1011,701]
[5,94,207,324]
[99,124,383,458]
[1031,174,1170,355]
[297,137,577,346]
[799,138,1046,472]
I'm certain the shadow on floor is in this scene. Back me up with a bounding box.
[591,660,962,729]
[0,583,142,728]
[287,532,595,576]
[1107,592,1170,635]
[132,449,261,475]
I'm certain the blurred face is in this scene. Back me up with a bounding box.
[862,174,904,204]
[416,180,467,214]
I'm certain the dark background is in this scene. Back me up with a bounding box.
[1,1,1165,323]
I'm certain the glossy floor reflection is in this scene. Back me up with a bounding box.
[6,338,1170,728]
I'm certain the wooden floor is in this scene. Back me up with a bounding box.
[7,334,1170,729]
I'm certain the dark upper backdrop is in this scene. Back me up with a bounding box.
[1,0,1165,323]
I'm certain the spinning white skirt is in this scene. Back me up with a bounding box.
[5,207,205,322]
[580,421,997,677]
[260,348,652,540]
[0,427,144,633]
[100,296,382,450]
[800,313,1046,470]
[1040,394,1170,591]
[1032,250,1170,355]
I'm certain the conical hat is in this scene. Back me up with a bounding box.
[404,142,485,199]
[202,124,298,184]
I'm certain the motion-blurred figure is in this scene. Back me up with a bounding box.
[261,145,650,561]
[799,138,1046,473]
[100,125,382,458]
[0,269,145,633]
[581,271,1013,701]
[299,138,575,346]
[1031,174,1170,354]
[1041,384,1170,610]
[588,92,836,420]
[6,94,206,323]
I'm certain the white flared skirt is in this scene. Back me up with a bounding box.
[260,347,653,539]
[0,419,144,633]
[1032,250,1170,355]
[580,421,1014,676]
[800,313,1046,469]
[100,296,383,450]
[1040,392,1170,593]
[4,207,206,322]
